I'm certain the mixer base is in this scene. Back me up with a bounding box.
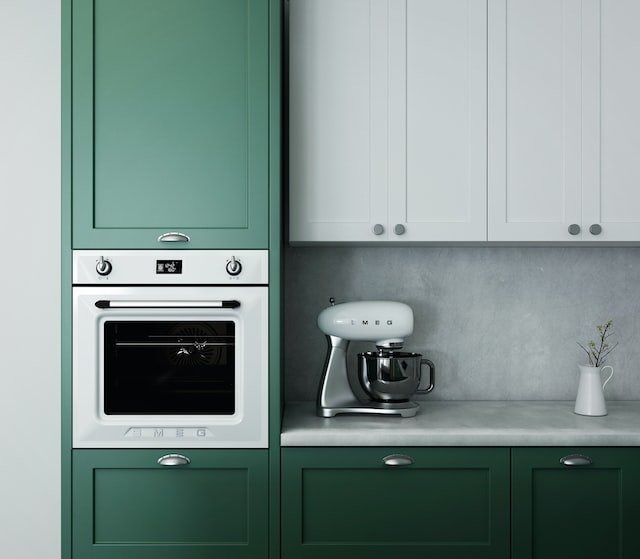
[318,400,419,418]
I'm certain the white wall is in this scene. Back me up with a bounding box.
[0,0,61,557]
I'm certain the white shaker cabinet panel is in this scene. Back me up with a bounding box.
[488,0,583,241]
[289,0,487,244]
[582,0,640,241]
[289,0,389,242]
[388,0,487,242]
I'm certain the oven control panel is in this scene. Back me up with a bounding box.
[73,250,268,285]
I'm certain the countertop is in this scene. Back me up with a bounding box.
[281,401,640,446]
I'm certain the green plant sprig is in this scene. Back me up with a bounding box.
[577,320,619,367]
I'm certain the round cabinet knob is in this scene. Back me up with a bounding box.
[372,224,385,236]
[96,257,112,276]
[225,257,242,276]
[589,224,602,236]
[394,224,406,236]
[568,224,581,235]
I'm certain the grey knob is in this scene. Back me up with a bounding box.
[589,224,602,236]
[96,256,112,276]
[225,257,242,276]
[568,224,581,235]
[394,224,406,235]
[372,224,385,235]
[157,454,191,467]
[383,454,414,467]
[560,454,592,467]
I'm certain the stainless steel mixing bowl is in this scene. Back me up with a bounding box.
[357,350,435,402]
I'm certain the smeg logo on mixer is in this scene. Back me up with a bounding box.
[351,319,394,326]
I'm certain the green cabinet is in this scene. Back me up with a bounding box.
[71,0,269,249]
[73,449,268,559]
[281,447,510,559]
[512,447,640,559]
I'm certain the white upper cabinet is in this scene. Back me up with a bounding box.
[488,0,583,241]
[289,0,488,243]
[489,0,640,242]
[390,0,487,241]
[289,0,388,242]
[582,0,640,241]
[291,0,640,244]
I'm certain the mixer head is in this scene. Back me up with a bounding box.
[317,299,414,347]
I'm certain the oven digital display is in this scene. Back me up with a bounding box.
[156,260,183,274]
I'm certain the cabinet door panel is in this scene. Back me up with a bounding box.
[488,0,582,241]
[73,0,268,249]
[289,0,388,243]
[582,0,640,240]
[512,447,640,559]
[73,449,268,559]
[282,447,509,559]
[389,0,487,241]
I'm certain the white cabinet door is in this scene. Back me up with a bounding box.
[582,0,640,241]
[289,0,487,244]
[289,0,390,243]
[488,0,583,241]
[388,0,487,242]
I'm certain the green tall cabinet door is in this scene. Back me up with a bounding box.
[512,447,640,559]
[73,449,269,559]
[72,0,269,249]
[282,447,510,559]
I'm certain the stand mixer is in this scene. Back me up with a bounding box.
[316,299,435,418]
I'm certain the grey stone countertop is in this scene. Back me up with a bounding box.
[281,401,640,446]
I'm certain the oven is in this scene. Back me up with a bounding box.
[72,250,268,448]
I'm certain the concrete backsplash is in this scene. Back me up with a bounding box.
[284,246,640,402]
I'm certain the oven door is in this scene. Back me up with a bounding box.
[72,286,268,448]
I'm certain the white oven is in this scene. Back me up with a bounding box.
[72,250,268,448]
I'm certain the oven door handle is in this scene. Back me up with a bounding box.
[95,300,241,309]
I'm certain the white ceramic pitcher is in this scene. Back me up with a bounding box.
[574,365,614,416]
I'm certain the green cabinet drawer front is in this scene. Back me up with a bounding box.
[282,447,509,559]
[512,447,640,559]
[72,0,268,249]
[73,449,268,559]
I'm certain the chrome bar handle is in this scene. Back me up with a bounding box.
[158,232,190,242]
[157,454,191,467]
[383,454,414,467]
[95,300,240,309]
[560,454,593,467]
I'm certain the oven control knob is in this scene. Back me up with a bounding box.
[96,256,112,276]
[226,257,242,276]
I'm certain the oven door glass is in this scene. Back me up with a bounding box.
[103,320,235,414]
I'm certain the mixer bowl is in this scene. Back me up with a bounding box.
[357,351,434,402]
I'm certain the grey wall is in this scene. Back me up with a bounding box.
[0,0,61,557]
[284,246,640,402]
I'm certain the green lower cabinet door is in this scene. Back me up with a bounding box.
[281,447,509,559]
[73,449,268,559]
[512,447,640,559]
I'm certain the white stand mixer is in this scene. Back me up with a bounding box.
[316,299,435,418]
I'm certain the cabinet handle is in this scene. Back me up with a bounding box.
[383,454,414,467]
[158,232,190,242]
[393,224,406,236]
[568,224,581,235]
[559,454,592,467]
[589,224,602,236]
[372,224,385,235]
[157,454,191,466]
